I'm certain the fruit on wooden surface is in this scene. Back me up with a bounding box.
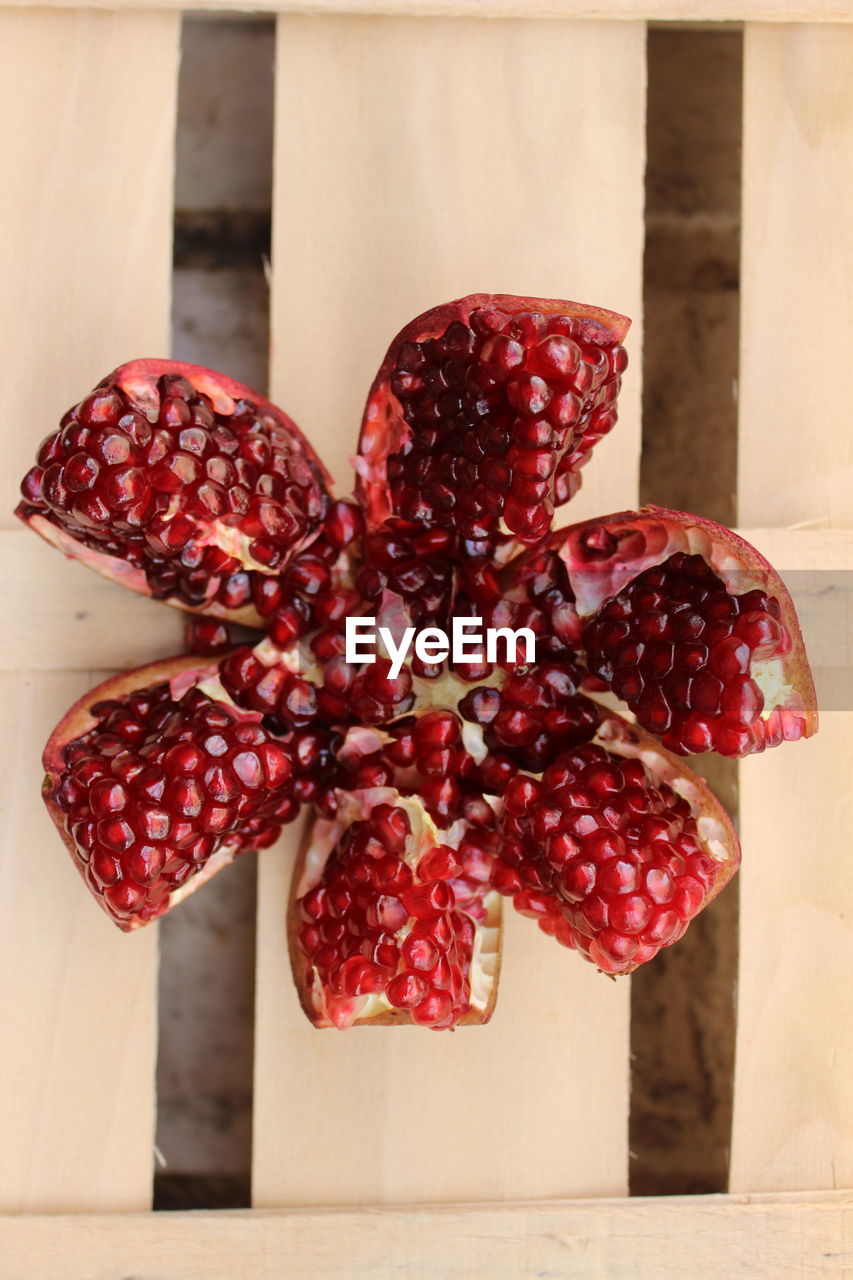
[18,360,330,626]
[356,293,629,547]
[21,295,817,1021]
[491,712,740,975]
[290,788,500,1029]
[42,657,299,929]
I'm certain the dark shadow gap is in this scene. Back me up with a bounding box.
[154,14,276,1214]
[631,24,743,1198]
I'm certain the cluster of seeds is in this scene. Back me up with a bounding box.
[20,371,327,613]
[458,665,600,772]
[355,523,456,634]
[54,683,296,926]
[384,307,626,543]
[582,553,791,756]
[491,742,723,974]
[296,801,487,1028]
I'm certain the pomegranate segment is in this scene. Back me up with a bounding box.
[492,713,740,974]
[43,657,300,930]
[511,508,818,756]
[289,788,501,1029]
[17,360,331,625]
[356,293,629,546]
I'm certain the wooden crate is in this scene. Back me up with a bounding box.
[0,4,850,1275]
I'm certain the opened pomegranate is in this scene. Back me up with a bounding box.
[22,292,818,1031]
[17,360,330,625]
[290,788,500,1029]
[492,712,739,974]
[505,508,817,755]
[43,657,300,929]
[356,294,629,545]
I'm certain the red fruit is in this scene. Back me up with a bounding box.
[510,507,817,756]
[491,711,740,974]
[356,294,629,546]
[289,788,501,1029]
[42,656,300,929]
[17,361,331,625]
[185,618,232,656]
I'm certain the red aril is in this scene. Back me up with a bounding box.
[289,788,501,1028]
[507,507,817,756]
[491,711,740,974]
[43,655,301,929]
[356,293,629,547]
[18,361,330,625]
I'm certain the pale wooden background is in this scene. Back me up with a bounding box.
[0,4,850,1273]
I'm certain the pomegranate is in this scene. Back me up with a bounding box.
[20,293,819,1028]
[43,656,300,929]
[506,508,817,755]
[356,294,629,546]
[17,360,331,626]
[289,788,500,1029]
[492,712,740,975]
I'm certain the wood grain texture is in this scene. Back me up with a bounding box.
[268,15,645,523]
[0,10,179,1212]
[732,27,850,1187]
[0,8,178,528]
[0,1191,850,1279]
[254,14,645,1209]
[0,674,158,1213]
[732,28,853,1194]
[731,535,853,1192]
[738,25,853,529]
[0,533,185,671]
[0,0,849,22]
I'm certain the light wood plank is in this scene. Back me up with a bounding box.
[0,10,179,1212]
[0,532,185,671]
[0,9,178,528]
[0,1191,850,1279]
[0,673,158,1213]
[738,25,853,530]
[255,14,645,1208]
[732,521,853,1192]
[732,26,853,1195]
[0,0,850,24]
[268,15,645,522]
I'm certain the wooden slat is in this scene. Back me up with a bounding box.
[0,0,850,24]
[0,9,179,1212]
[0,10,179,528]
[738,28,853,532]
[731,26,853,1195]
[255,14,645,1208]
[0,533,185,671]
[0,1191,850,1279]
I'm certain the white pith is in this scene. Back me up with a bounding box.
[752,656,794,719]
[296,787,500,1029]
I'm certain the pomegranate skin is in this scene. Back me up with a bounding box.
[355,293,630,547]
[17,359,332,627]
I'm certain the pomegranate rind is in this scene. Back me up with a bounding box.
[42,653,266,932]
[539,506,818,746]
[287,787,502,1029]
[354,293,631,530]
[17,359,334,627]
